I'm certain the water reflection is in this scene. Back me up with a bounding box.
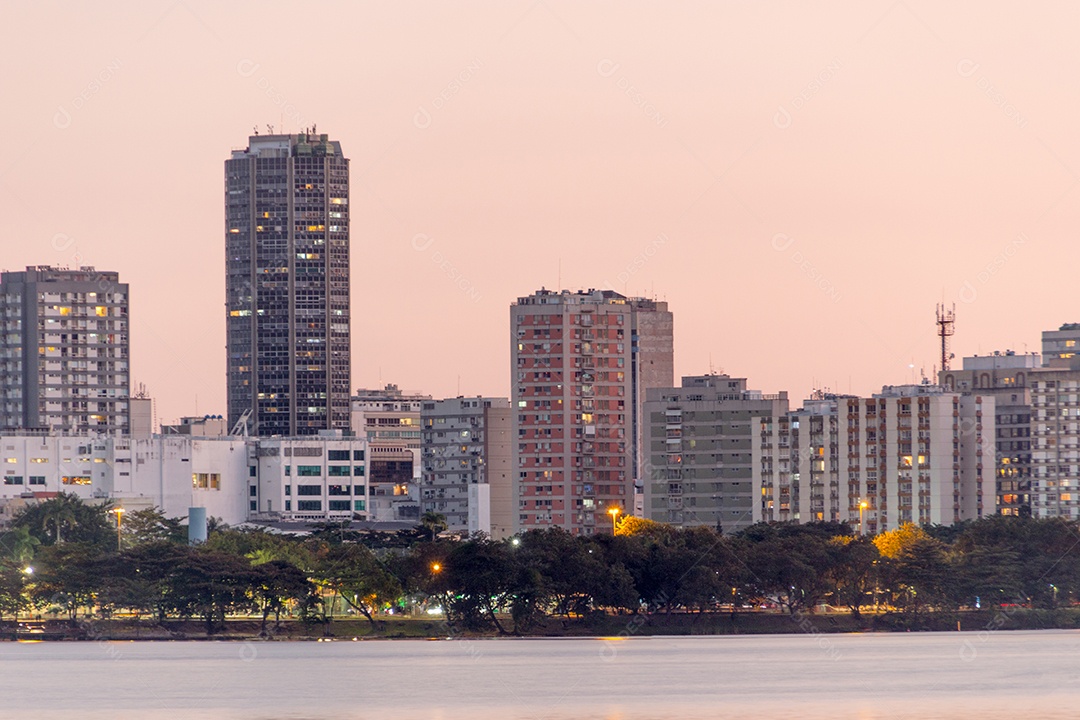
[1,631,1079,720]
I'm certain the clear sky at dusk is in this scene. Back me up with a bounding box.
[2,2,1077,424]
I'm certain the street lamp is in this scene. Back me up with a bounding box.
[607,506,621,535]
[110,507,125,551]
[430,562,441,574]
[858,500,868,535]
[17,566,33,626]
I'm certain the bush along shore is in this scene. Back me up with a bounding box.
[3,494,1080,639]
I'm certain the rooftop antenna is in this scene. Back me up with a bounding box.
[558,258,561,290]
[936,303,956,372]
[266,124,274,134]
[253,125,259,136]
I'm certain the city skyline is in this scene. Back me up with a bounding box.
[3,3,1078,426]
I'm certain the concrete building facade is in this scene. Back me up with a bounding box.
[646,379,994,534]
[1029,367,1080,520]
[250,435,368,523]
[225,131,351,437]
[420,396,511,535]
[0,266,130,434]
[643,374,789,532]
[511,289,673,535]
[0,433,369,528]
[351,384,428,522]
[941,351,1039,516]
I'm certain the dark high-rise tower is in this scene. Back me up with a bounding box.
[225,131,351,436]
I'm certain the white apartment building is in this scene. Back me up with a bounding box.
[251,435,368,523]
[646,378,994,533]
[761,385,993,533]
[1030,369,1080,519]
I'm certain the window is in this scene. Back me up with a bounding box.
[353,450,365,461]
[285,465,291,476]
[354,465,365,476]
[328,450,350,461]
[249,485,257,496]
[250,500,257,511]
[29,476,45,486]
[354,500,366,512]
[192,473,221,490]
[285,500,291,511]
[297,500,322,511]
[61,476,91,485]
[328,485,349,496]
[249,466,257,477]
[297,485,321,496]
[297,465,321,476]
[353,485,364,496]
[4,476,23,485]
[329,500,350,511]
[285,485,291,495]
[328,465,349,476]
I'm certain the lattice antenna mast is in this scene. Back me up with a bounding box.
[936,303,956,372]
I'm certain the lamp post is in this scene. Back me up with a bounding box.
[17,566,32,626]
[607,506,621,535]
[110,507,125,551]
[858,500,868,535]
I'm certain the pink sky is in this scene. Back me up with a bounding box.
[2,2,1077,424]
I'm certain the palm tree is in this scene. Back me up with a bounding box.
[40,498,77,545]
[420,511,448,542]
[9,527,40,565]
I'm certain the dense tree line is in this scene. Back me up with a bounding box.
[1,493,1079,635]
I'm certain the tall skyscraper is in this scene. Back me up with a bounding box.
[0,266,130,434]
[511,288,673,535]
[225,131,351,437]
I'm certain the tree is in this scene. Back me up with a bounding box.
[886,536,951,613]
[311,543,402,627]
[420,511,448,542]
[0,562,29,621]
[12,493,113,549]
[873,522,929,560]
[250,560,313,634]
[825,535,880,616]
[0,526,41,565]
[29,542,107,622]
[119,507,186,547]
[738,523,842,615]
[166,549,256,635]
[443,539,519,633]
[615,516,663,537]
[98,542,192,622]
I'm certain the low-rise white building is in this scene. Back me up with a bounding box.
[0,432,369,527]
[252,435,368,523]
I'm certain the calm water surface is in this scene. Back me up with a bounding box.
[2,630,1079,719]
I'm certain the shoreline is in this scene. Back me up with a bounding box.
[5,606,1079,641]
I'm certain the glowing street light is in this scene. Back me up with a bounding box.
[607,506,621,535]
[110,507,126,551]
[859,500,868,535]
[430,562,442,574]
